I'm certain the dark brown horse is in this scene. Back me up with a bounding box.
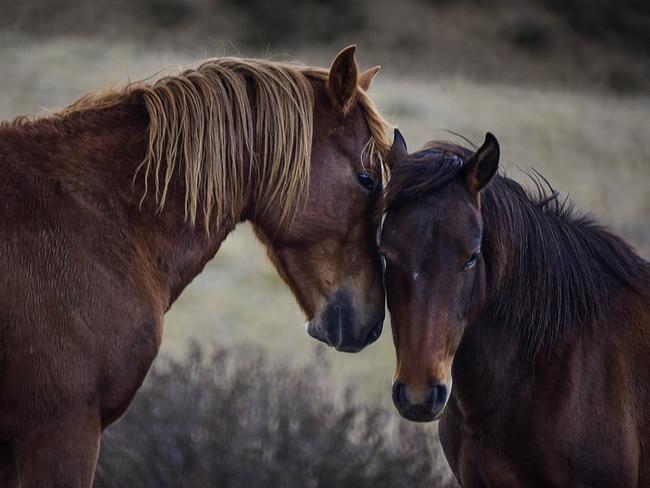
[0,46,390,486]
[381,130,650,487]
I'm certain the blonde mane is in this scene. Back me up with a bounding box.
[58,58,391,230]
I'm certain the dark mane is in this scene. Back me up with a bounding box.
[384,142,471,212]
[385,141,650,357]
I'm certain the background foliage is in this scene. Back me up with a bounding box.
[95,345,454,487]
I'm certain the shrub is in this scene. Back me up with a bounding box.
[94,343,455,487]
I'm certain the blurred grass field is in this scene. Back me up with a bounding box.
[1,36,648,407]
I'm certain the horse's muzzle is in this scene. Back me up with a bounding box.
[392,381,449,422]
[306,291,384,352]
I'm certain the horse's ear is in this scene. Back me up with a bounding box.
[358,66,380,91]
[327,45,359,113]
[463,132,500,193]
[388,129,408,168]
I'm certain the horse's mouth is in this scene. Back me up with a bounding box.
[398,405,441,423]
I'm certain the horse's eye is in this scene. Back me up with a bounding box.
[464,251,481,270]
[356,172,377,192]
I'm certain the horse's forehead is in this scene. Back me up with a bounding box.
[324,109,370,144]
[424,191,481,235]
[383,203,440,246]
[384,190,478,244]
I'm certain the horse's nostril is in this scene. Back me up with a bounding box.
[392,382,408,409]
[426,384,449,412]
[392,382,448,422]
[306,320,335,347]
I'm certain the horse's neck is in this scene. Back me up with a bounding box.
[5,99,246,310]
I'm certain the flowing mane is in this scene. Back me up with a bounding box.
[385,141,650,357]
[9,57,390,230]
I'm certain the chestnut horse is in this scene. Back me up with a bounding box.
[0,46,390,486]
[381,131,650,487]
